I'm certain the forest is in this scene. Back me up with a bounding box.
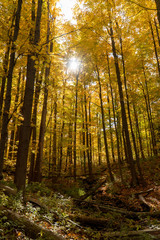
[0,0,160,239]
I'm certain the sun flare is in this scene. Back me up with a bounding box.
[68,58,80,72]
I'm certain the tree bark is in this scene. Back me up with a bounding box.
[15,0,43,190]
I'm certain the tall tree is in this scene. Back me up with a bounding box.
[15,0,43,190]
[0,0,23,179]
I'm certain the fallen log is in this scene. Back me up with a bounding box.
[74,199,160,219]
[0,184,17,196]
[0,184,49,211]
[105,228,160,238]
[79,177,108,201]
[69,214,111,227]
[135,188,154,197]
[0,207,64,240]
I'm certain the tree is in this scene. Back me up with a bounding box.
[0,0,23,179]
[15,0,43,190]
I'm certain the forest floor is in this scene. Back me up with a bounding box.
[0,156,160,239]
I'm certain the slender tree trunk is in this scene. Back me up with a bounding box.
[28,68,43,183]
[110,25,138,185]
[0,0,23,180]
[58,79,66,176]
[133,103,145,160]
[154,18,160,46]
[84,84,92,178]
[82,99,86,173]
[15,0,43,190]
[119,33,144,183]
[52,93,57,182]
[106,86,115,163]
[155,0,160,27]
[142,64,157,155]
[88,98,93,177]
[148,17,160,76]
[8,70,21,161]
[34,1,51,181]
[34,81,48,182]
[97,114,102,166]
[0,10,15,123]
[143,113,150,157]
[106,54,123,181]
[96,65,114,182]
[0,47,10,121]
[67,122,73,176]
[73,72,79,181]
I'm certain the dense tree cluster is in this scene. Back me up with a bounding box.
[0,0,159,190]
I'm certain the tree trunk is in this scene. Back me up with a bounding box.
[110,25,138,185]
[82,99,86,172]
[107,54,123,182]
[148,17,160,77]
[96,65,114,182]
[142,63,157,155]
[33,1,50,182]
[97,114,102,166]
[155,0,160,27]
[34,82,48,182]
[52,93,57,182]
[58,79,66,176]
[15,0,43,190]
[118,32,144,183]
[88,98,93,177]
[8,70,21,161]
[84,84,92,177]
[73,72,79,181]
[133,103,145,160]
[0,0,23,180]
[106,86,115,163]
[154,18,160,46]
[28,68,43,183]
